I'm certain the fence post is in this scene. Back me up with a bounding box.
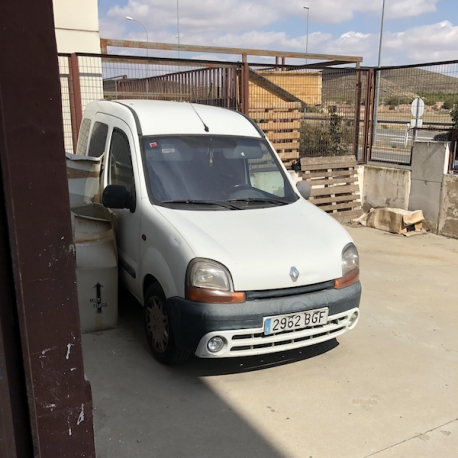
[0,0,96,454]
[100,38,108,55]
[241,54,249,115]
[449,129,457,172]
[354,70,362,161]
[362,69,375,162]
[68,54,83,153]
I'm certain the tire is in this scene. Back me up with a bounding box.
[144,282,189,365]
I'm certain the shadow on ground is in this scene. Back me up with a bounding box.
[82,287,336,457]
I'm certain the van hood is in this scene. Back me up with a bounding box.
[156,200,353,291]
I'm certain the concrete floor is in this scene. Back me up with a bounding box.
[82,226,458,458]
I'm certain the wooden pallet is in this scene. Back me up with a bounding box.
[249,102,302,167]
[300,155,362,223]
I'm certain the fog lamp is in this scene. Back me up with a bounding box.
[348,311,359,328]
[207,336,226,353]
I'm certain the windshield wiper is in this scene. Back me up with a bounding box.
[161,199,240,210]
[226,197,288,206]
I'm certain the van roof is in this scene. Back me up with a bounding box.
[92,100,263,138]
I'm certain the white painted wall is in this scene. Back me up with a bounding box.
[53,0,100,53]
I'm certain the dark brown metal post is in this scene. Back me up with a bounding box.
[0,175,33,458]
[449,129,457,172]
[68,54,83,153]
[0,0,96,457]
[100,38,108,55]
[241,54,249,115]
[368,69,376,161]
[353,70,363,161]
[362,69,374,162]
[101,38,364,65]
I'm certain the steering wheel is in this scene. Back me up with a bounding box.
[225,183,252,195]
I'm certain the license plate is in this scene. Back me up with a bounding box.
[263,308,329,335]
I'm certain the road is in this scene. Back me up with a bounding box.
[374,127,445,146]
[82,225,458,458]
[358,127,450,163]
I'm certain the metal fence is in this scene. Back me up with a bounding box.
[60,52,361,166]
[58,52,458,171]
[246,64,363,168]
[370,60,458,168]
[59,53,242,153]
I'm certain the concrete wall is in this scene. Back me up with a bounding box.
[361,142,458,240]
[438,174,458,239]
[361,165,411,212]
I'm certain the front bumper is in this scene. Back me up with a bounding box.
[167,281,361,358]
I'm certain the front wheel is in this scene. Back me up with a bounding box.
[144,282,189,365]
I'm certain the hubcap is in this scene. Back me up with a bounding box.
[146,295,169,353]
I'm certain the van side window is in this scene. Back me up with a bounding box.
[87,122,109,157]
[108,129,134,193]
[75,118,91,155]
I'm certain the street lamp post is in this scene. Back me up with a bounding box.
[303,6,309,65]
[372,0,386,146]
[177,0,180,58]
[126,16,149,95]
[125,16,149,57]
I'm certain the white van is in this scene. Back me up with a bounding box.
[76,100,361,364]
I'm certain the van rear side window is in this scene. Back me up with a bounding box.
[75,118,91,155]
[88,122,109,157]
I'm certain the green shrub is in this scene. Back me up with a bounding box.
[299,110,353,157]
[442,100,455,110]
[304,105,319,113]
[450,102,458,126]
[384,96,411,107]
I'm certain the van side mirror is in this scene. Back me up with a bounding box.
[102,185,136,213]
[296,181,311,200]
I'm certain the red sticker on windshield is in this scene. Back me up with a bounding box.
[149,142,158,148]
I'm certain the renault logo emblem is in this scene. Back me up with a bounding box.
[289,267,300,282]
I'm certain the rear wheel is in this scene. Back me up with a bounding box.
[144,282,189,365]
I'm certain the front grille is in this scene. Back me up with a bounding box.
[229,315,347,354]
[194,308,360,358]
[245,280,334,301]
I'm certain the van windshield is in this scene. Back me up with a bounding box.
[141,135,298,210]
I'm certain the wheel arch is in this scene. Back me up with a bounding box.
[143,274,159,302]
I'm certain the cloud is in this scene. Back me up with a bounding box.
[321,31,377,61]
[387,0,438,19]
[98,1,453,67]
[102,0,441,37]
[106,0,277,34]
[384,21,458,63]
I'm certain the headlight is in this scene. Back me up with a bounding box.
[334,243,359,289]
[185,258,246,303]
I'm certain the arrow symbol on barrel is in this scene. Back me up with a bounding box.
[94,283,103,314]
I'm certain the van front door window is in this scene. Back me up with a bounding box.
[108,128,134,194]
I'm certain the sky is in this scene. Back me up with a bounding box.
[97,0,458,67]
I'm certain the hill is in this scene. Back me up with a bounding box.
[321,66,458,105]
